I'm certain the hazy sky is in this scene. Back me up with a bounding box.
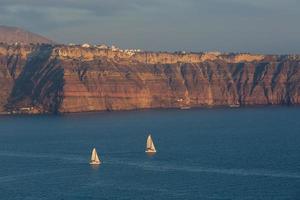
[0,0,299,54]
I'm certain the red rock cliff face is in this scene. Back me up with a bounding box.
[0,44,299,114]
[0,44,63,114]
[0,44,34,113]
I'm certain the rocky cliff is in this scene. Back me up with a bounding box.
[0,44,299,114]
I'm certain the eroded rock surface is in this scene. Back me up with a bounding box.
[0,44,299,114]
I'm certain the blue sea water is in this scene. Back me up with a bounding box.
[0,107,300,200]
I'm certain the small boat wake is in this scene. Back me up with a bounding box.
[0,151,86,163]
[164,165,300,179]
[108,159,300,179]
[2,151,300,179]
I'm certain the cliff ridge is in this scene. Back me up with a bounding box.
[0,44,299,114]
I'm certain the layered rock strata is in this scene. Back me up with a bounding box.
[0,44,299,114]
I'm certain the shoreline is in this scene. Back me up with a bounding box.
[0,104,298,117]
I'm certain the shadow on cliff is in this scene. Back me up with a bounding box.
[5,45,64,114]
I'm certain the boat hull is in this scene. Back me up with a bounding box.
[180,107,191,110]
[145,150,156,153]
[90,161,101,165]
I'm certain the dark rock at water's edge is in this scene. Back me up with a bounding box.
[0,43,299,114]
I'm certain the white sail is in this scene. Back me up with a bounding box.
[90,148,101,164]
[146,134,156,153]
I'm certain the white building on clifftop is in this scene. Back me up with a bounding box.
[82,43,91,48]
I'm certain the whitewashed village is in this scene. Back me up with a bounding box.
[71,43,142,56]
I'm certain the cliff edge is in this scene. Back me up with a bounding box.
[0,44,299,114]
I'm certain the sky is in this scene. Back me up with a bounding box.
[0,0,299,54]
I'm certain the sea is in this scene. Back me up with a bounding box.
[0,107,300,200]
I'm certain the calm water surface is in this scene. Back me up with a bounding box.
[0,107,300,200]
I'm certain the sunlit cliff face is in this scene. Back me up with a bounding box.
[55,45,265,64]
[0,44,299,114]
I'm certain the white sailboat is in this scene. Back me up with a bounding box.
[90,148,101,165]
[145,134,156,153]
